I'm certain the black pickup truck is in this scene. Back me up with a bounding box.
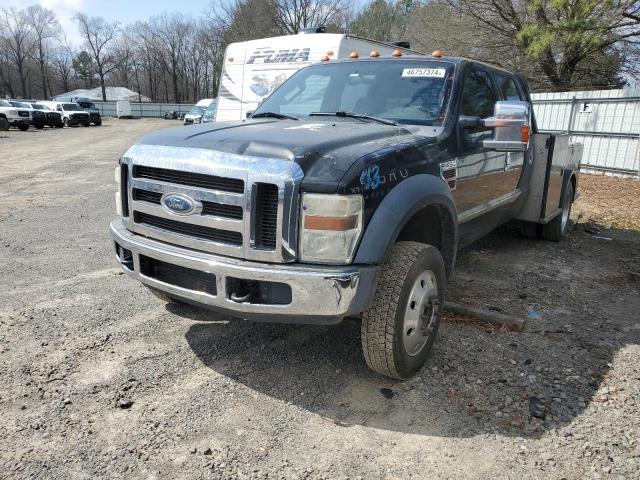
[111,53,581,378]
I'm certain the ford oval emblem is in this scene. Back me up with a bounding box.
[161,193,196,215]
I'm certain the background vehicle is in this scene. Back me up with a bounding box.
[0,114,8,131]
[31,103,64,128]
[215,30,416,121]
[0,99,30,130]
[111,53,581,379]
[201,99,217,124]
[39,101,90,127]
[164,111,179,120]
[55,96,102,126]
[9,100,46,129]
[183,99,213,125]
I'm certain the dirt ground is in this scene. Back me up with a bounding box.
[1,119,639,479]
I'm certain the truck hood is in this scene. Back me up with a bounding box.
[136,119,430,190]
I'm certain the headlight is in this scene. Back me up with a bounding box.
[114,165,122,215]
[8,109,17,115]
[299,193,363,264]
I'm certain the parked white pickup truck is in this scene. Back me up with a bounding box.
[0,99,31,131]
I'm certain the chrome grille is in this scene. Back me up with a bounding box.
[120,144,303,263]
[134,211,243,245]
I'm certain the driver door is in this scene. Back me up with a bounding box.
[453,66,509,221]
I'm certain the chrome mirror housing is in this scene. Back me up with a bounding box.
[483,101,531,151]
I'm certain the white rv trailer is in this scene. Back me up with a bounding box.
[215,32,421,122]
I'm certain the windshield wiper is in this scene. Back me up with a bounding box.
[250,112,299,120]
[310,111,397,126]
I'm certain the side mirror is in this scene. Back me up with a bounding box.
[458,115,482,129]
[482,101,531,151]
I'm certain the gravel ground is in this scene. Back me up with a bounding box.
[1,119,639,479]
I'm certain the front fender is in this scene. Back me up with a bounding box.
[354,174,458,265]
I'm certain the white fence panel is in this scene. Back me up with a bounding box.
[531,89,640,177]
[92,102,194,118]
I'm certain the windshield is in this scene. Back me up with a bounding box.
[0,100,10,107]
[253,60,455,126]
[204,100,217,113]
[189,106,206,116]
[63,103,82,111]
[78,101,95,109]
[10,101,31,108]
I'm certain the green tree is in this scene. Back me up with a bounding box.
[73,50,94,88]
[446,0,640,89]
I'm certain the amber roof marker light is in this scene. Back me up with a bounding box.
[370,50,380,58]
[392,49,402,57]
[321,55,330,62]
[350,51,360,59]
[432,50,443,58]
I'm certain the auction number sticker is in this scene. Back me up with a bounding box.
[401,68,446,78]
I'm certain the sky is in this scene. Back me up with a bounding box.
[2,0,213,45]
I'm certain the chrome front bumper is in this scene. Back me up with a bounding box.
[110,219,377,323]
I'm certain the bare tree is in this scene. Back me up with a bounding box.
[51,40,75,94]
[26,5,60,99]
[74,13,120,101]
[273,0,349,33]
[0,7,36,98]
[149,13,191,103]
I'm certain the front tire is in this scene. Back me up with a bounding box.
[63,118,69,127]
[18,124,29,131]
[361,242,445,379]
[542,182,574,242]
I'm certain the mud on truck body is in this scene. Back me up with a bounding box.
[111,53,581,379]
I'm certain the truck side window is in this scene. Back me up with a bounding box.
[494,74,522,101]
[461,68,496,118]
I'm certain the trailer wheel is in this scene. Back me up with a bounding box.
[361,242,445,379]
[542,182,574,242]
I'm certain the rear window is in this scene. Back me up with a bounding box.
[494,74,522,101]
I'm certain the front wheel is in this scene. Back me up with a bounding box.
[63,118,69,127]
[361,242,445,379]
[18,124,29,131]
[542,181,574,241]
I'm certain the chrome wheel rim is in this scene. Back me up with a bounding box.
[561,188,572,231]
[403,270,439,357]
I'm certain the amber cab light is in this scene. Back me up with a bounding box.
[321,55,330,62]
[392,49,402,57]
[370,50,380,57]
[350,51,359,59]
[432,50,443,58]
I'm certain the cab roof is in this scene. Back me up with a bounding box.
[318,55,517,76]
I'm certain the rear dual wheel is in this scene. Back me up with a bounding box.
[361,242,445,379]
